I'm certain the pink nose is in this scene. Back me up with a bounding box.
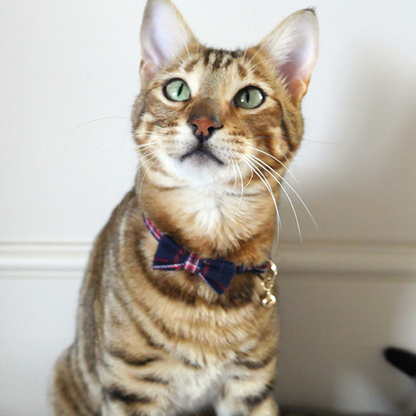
[189,117,219,137]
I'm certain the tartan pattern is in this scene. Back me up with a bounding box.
[143,216,269,295]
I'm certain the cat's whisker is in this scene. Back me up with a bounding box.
[138,155,161,200]
[136,144,159,155]
[124,141,157,154]
[241,157,282,238]
[135,140,158,147]
[139,150,161,166]
[143,120,167,129]
[102,159,138,201]
[248,153,318,231]
[247,41,267,67]
[247,144,301,188]
[139,145,157,155]
[230,160,238,195]
[139,149,160,165]
[244,165,254,189]
[231,153,245,219]
[81,134,137,167]
[68,116,130,133]
[286,150,307,177]
[303,138,337,145]
[136,146,159,155]
[230,158,238,191]
[242,44,248,60]
[183,41,191,61]
[239,153,282,235]
[283,150,305,191]
[242,26,255,60]
[249,58,274,71]
[247,154,303,242]
[136,130,175,143]
[110,153,138,179]
[233,152,255,190]
[113,148,161,223]
[279,152,303,191]
[176,31,191,60]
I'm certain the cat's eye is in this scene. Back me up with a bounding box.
[163,79,191,102]
[234,86,265,109]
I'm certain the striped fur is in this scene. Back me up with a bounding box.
[51,1,318,415]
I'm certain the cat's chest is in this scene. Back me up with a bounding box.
[169,365,224,412]
[167,350,249,413]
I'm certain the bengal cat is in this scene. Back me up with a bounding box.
[51,0,319,415]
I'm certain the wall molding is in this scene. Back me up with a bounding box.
[1,241,416,279]
[0,243,90,278]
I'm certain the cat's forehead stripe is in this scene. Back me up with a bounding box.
[196,47,245,71]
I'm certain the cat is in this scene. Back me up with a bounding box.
[51,0,319,415]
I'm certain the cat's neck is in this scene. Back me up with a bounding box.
[138,176,278,264]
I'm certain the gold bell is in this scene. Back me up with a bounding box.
[261,293,277,308]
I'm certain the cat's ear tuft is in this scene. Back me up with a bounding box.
[140,0,196,83]
[259,9,319,105]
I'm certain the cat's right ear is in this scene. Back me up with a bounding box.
[140,0,196,84]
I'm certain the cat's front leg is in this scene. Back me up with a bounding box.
[216,395,277,416]
[214,374,278,416]
[101,391,149,416]
[100,385,171,416]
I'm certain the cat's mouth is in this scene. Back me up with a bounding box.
[180,146,224,166]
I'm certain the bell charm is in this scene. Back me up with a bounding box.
[261,293,277,308]
[260,259,277,308]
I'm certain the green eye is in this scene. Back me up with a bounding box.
[234,86,265,109]
[164,79,191,102]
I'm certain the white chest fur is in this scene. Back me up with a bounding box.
[170,365,225,413]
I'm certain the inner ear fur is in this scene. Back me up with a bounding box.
[140,0,197,84]
[258,9,319,105]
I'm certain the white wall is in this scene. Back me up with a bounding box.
[1,0,416,415]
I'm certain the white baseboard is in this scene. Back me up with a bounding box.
[1,241,416,280]
[0,243,90,278]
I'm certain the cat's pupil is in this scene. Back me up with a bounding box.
[178,83,184,97]
[245,90,250,103]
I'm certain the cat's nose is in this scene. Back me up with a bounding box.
[188,116,221,142]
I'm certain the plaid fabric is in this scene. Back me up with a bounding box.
[143,216,270,295]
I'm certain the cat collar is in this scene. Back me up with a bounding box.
[143,216,276,305]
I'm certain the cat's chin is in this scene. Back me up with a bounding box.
[180,148,224,166]
[163,154,231,186]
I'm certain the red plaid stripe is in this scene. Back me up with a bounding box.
[184,254,200,273]
[144,217,163,241]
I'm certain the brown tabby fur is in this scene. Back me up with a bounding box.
[51,1,318,415]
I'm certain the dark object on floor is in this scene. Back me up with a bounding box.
[384,346,416,416]
[384,347,416,378]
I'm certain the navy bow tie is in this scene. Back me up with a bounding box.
[143,216,269,295]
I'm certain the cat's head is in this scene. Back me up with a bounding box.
[132,0,318,189]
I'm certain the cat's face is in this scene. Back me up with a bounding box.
[133,0,318,189]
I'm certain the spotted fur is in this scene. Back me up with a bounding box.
[51,1,318,415]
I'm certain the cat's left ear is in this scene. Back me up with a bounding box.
[140,0,196,83]
[259,9,319,105]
